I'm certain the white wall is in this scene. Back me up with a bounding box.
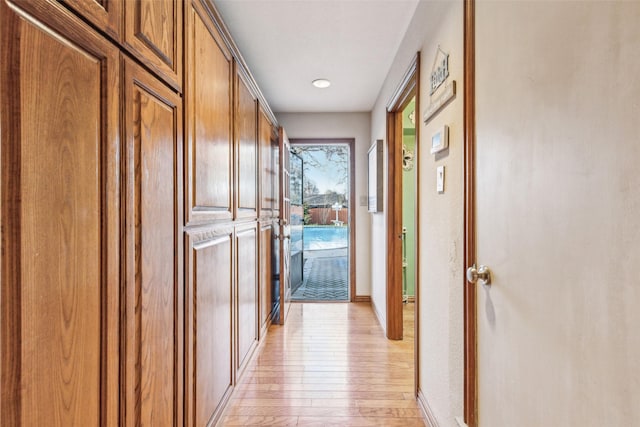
[475,1,640,425]
[276,113,372,297]
[279,2,640,427]
[370,1,465,425]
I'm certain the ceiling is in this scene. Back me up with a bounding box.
[213,0,420,114]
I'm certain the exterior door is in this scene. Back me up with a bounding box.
[471,2,640,426]
[289,152,304,295]
[278,127,292,325]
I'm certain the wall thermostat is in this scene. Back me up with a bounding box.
[431,125,449,154]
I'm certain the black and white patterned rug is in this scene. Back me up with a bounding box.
[291,256,348,301]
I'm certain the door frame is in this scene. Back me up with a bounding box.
[289,138,356,302]
[278,127,291,324]
[463,0,478,425]
[385,53,420,397]
[385,52,420,343]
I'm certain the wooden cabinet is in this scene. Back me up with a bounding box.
[235,70,259,219]
[272,126,281,219]
[185,0,234,225]
[0,1,121,424]
[259,107,275,217]
[186,227,234,427]
[59,0,182,91]
[259,222,274,336]
[123,0,183,91]
[236,224,258,375]
[2,0,278,424]
[59,0,121,40]
[122,57,184,427]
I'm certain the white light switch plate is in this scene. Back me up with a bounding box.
[437,166,445,193]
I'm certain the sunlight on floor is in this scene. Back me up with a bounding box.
[220,302,423,426]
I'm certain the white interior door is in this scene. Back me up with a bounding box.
[474,2,640,426]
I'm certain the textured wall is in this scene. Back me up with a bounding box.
[370,1,465,425]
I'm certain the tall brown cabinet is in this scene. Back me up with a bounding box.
[0,0,279,425]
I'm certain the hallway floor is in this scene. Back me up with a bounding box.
[220,303,424,426]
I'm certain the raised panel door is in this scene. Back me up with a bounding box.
[259,108,273,217]
[122,57,183,427]
[1,1,120,424]
[185,0,233,225]
[235,70,258,219]
[272,127,281,219]
[259,223,273,336]
[123,0,182,91]
[185,228,234,427]
[58,0,121,40]
[236,224,258,375]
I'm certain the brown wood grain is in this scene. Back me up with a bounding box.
[186,229,234,427]
[123,57,184,427]
[1,1,121,425]
[463,0,477,425]
[259,107,275,218]
[271,125,281,219]
[236,224,259,376]
[185,1,234,225]
[385,110,404,341]
[412,52,421,398]
[385,54,419,341]
[123,0,182,91]
[221,303,423,426]
[259,222,273,336]
[235,71,258,218]
[59,0,121,40]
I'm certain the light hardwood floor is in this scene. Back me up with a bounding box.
[220,302,424,426]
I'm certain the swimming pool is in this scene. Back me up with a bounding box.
[303,226,348,250]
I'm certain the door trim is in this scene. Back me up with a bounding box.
[385,52,420,342]
[463,0,478,425]
[288,138,356,302]
[278,127,291,324]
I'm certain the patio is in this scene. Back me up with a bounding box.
[291,248,348,301]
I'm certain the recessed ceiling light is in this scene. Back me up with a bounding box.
[312,78,331,89]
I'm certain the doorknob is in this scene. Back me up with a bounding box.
[466,264,492,286]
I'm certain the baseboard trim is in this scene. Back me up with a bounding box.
[353,295,371,302]
[417,389,440,427]
[370,298,385,333]
[455,416,469,427]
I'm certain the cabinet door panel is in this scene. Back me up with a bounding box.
[123,58,183,427]
[272,131,281,218]
[186,230,234,427]
[124,0,182,91]
[1,2,120,425]
[259,108,274,217]
[59,0,121,40]
[235,71,258,219]
[236,225,258,374]
[185,2,233,224]
[259,223,273,336]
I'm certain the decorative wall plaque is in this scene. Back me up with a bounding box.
[423,46,456,124]
[430,47,450,95]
